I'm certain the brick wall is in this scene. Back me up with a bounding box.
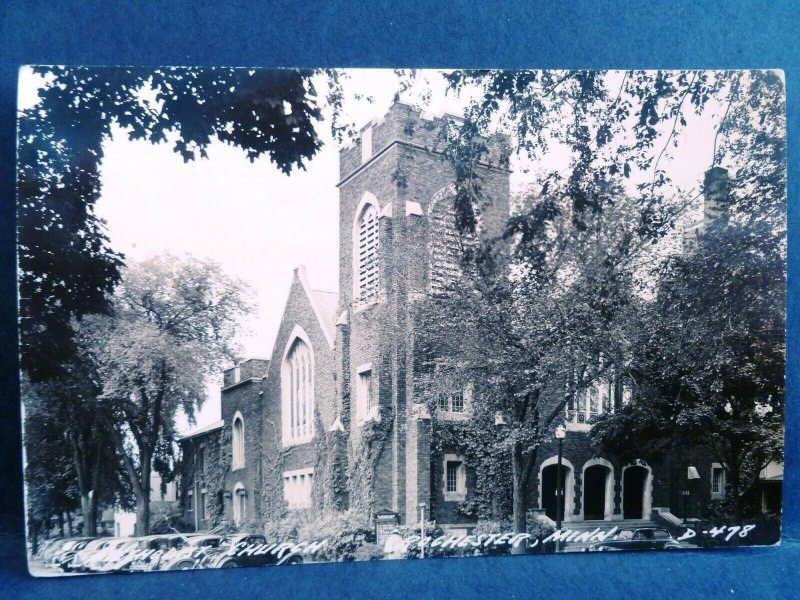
[261,268,337,519]
[221,378,265,525]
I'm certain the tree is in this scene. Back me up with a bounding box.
[591,200,785,521]
[415,69,785,532]
[18,67,350,538]
[78,255,253,535]
[18,67,342,382]
[416,187,643,534]
[590,71,786,521]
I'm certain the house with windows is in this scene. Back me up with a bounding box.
[179,102,746,534]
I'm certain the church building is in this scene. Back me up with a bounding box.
[179,102,748,535]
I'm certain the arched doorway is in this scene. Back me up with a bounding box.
[539,457,575,522]
[583,463,613,520]
[623,465,650,519]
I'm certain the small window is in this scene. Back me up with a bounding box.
[443,455,467,501]
[233,484,247,525]
[711,464,726,497]
[283,469,314,509]
[200,491,208,520]
[446,461,460,492]
[232,414,245,470]
[653,530,670,540]
[437,384,470,419]
[187,490,194,513]
[197,446,206,476]
[357,365,377,423]
[360,370,372,411]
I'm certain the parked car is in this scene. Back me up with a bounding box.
[34,538,62,562]
[161,535,223,570]
[126,534,193,572]
[39,538,69,564]
[588,527,681,552]
[51,538,95,569]
[206,534,304,568]
[62,538,109,572]
[89,539,140,573]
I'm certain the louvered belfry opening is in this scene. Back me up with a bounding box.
[430,194,473,294]
[357,204,380,302]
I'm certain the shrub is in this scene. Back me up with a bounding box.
[353,542,385,561]
[262,509,375,562]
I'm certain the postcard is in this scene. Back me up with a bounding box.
[17,68,785,576]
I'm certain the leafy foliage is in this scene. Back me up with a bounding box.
[18,66,349,537]
[589,72,786,520]
[416,69,785,529]
[77,254,253,534]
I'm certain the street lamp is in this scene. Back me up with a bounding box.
[418,503,426,559]
[554,424,567,552]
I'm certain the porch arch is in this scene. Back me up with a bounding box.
[539,456,576,523]
[621,461,653,520]
[582,458,615,521]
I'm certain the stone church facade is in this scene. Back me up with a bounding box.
[179,102,742,534]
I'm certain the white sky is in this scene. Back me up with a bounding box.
[18,68,723,432]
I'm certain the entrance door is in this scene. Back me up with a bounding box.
[584,465,610,520]
[541,464,570,522]
[623,466,648,519]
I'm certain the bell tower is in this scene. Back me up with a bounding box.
[336,102,510,523]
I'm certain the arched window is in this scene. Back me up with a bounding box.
[233,482,246,525]
[282,331,315,446]
[429,186,475,294]
[354,200,380,303]
[232,412,245,470]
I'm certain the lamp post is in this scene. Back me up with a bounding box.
[418,503,426,559]
[554,424,567,552]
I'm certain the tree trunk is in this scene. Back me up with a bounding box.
[30,518,39,556]
[80,493,98,536]
[57,512,64,538]
[66,511,73,537]
[511,443,527,535]
[135,493,151,537]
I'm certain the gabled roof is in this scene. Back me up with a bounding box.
[295,265,338,349]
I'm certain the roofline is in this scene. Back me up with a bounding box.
[296,265,336,349]
[337,138,510,188]
[221,377,264,392]
[179,419,224,441]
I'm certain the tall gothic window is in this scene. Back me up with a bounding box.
[282,337,315,445]
[232,413,245,470]
[355,203,380,303]
[429,188,475,294]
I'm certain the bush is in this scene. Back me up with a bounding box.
[262,509,375,562]
[353,542,385,561]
